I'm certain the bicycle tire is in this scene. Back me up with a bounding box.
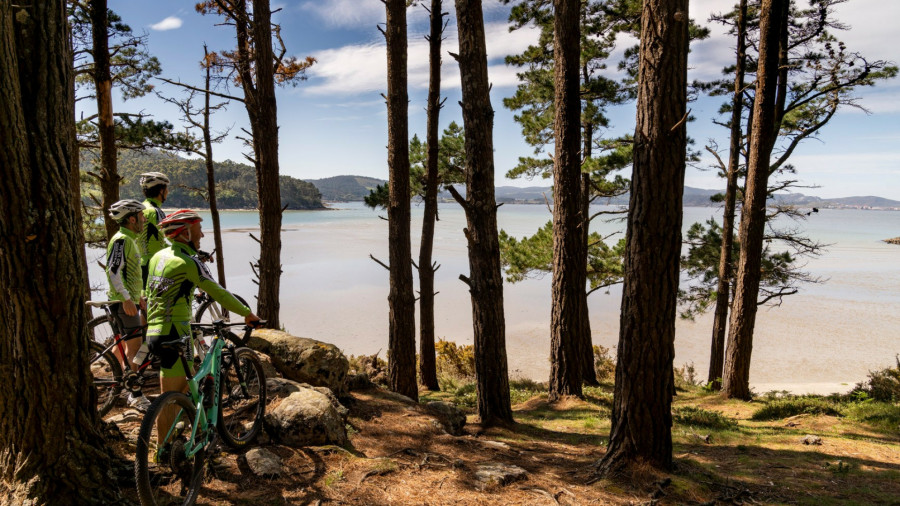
[217,347,267,449]
[135,391,206,506]
[194,293,251,346]
[90,341,123,418]
[88,314,116,346]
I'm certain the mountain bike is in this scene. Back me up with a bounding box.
[86,300,158,417]
[134,320,267,506]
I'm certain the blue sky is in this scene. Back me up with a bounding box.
[99,0,900,199]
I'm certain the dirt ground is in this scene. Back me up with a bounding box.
[110,385,900,505]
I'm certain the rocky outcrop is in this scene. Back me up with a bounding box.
[884,237,900,245]
[264,381,349,447]
[248,329,349,394]
[424,401,467,436]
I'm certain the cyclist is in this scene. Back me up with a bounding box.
[105,199,151,411]
[144,210,260,401]
[138,172,170,286]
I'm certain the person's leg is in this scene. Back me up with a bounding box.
[118,310,144,373]
[155,325,191,445]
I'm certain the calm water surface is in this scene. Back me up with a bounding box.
[87,202,900,394]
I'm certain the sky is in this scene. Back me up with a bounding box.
[97,0,900,200]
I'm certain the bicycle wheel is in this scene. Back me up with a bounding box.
[194,293,250,325]
[90,341,123,418]
[194,294,251,346]
[88,314,116,346]
[218,347,267,449]
[135,392,206,506]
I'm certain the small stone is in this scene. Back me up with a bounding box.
[481,440,510,451]
[801,435,822,445]
[474,462,527,487]
[244,447,283,477]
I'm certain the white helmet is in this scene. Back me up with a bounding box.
[139,172,170,190]
[109,199,145,222]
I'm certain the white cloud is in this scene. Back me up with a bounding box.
[150,16,183,31]
[303,20,540,96]
[300,0,385,28]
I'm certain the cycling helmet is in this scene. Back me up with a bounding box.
[159,209,202,237]
[139,172,170,190]
[108,199,145,222]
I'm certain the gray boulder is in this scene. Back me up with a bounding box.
[248,329,349,394]
[424,401,466,436]
[267,377,349,419]
[264,386,348,447]
[244,447,283,477]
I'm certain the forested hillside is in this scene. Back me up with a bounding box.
[81,150,324,210]
[306,175,385,201]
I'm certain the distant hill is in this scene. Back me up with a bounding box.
[306,175,385,201]
[441,184,900,209]
[82,150,324,210]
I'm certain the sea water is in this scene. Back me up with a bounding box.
[86,202,900,394]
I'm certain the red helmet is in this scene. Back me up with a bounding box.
[159,210,202,237]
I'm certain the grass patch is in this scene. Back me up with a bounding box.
[751,396,843,420]
[673,406,738,430]
[843,401,900,432]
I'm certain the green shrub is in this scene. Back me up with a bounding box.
[674,362,699,389]
[593,344,616,382]
[673,406,738,430]
[751,396,843,421]
[850,356,900,402]
[435,340,476,380]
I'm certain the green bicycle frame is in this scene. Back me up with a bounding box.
[157,329,225,461]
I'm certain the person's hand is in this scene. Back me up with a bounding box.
[245,313,262,327]
[123,299,138,317]
[139,297,147,311]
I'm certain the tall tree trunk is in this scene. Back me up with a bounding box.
[722,0,787,400]
[90,0,118,239]
[249,0,282,328]
[580,126,598,386]
[452,0,513,425]
[707,0,748,390]
[548,0,584,401]
[203,45,227,287]
[418,0,445,391]
[385,0,418,401]
[595,0,689,475]
[0,1,119,502]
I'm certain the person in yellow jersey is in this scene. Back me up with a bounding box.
[144,210,260,396]
[138,172,170,286]
[105,199,151,411]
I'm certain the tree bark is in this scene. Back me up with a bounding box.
[230,0,282,328]
[579,124,598,387]
[203,45,227,287]
[548,0,584,401]
[0,1,118,502]
[385,0,418,401]
[453,0,513,425]
[90,0,119,239]
[418,0,445,391]
[722,0,787,400]
[595,0,688,475]
[708,0,747,390]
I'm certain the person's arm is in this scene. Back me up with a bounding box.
[185,257,251,316]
